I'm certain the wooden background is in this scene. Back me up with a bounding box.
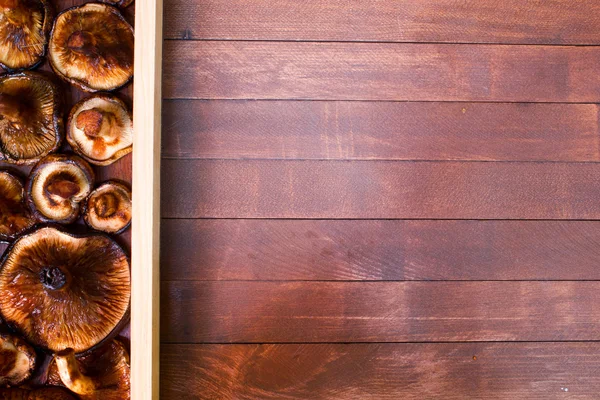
[160,1,600,398]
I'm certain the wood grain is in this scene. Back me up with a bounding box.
[161,220,600,281]
[162,100,600,161]
[161,281,600,343]
[131,0,162,395]
[161,160,600,220]
[163,42,600,102]
[164,0,600,45]
[162,343,600,399]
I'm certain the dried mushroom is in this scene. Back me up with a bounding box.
[27,154,94,224]
[0,227,131,353]
[0,0,52,70]
[0,388,76,400]
[0,171,35,241]
[67,94,132,165]
[0,388,28,399]
[0,72,63,164]
[84,181,131,233]
[48,339,130,400]
[99,0,133,9]
[27,388,77,400]
[0,332,36,387]
[48,3,133,92]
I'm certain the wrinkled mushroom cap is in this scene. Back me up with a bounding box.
[48,339,130,400]
[0,388,76,400]
[0,0,52,70]
[28,388,77,400]
[0,332,36,387]
[0,227,131,353]
[0,72,63,164]
[67,95,132,165]
[84,181,131,233]
[0,171,35,241]
[0,388,29,399]
[27,154,94,224]
[48,3,133,92]
[98,0,133,9]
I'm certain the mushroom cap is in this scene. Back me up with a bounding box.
[48,3,133,92]
[0,171,35,241]
[0,72,63,165]
[0,227,131,353]
[98,0,133,9]
[0,332,36,387]
[26,154,94,224]
[67,94,132,166]
[48,339,130,400]
[0,0,52,70]
[0,388,28,400]
[84,181,131,234]
[28,388,77,400]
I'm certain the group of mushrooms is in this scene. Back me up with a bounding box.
[0,0,135,397]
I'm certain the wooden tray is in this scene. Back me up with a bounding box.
[0,0,162,397]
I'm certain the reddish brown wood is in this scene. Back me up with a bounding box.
[162,343,600,399]
[162,101,600,161]
[161,281,600,343]
[164,0,600,45]
[163,42,600,102]
[161,160,600,219]
[161,220,600,281]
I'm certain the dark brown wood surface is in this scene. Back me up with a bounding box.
[162,160,600,219]
[161,220,600,281]
[162,343,600,399]
[162,101,600,161]
[162,281,600,343]
[164,0,600,45]
[160,1,600,398]
[164,42,600,102]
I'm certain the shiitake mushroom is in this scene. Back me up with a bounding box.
[0,0,52,71]
[0,387,76,400]
[0,72,63,164]
[0,171,35,241]
[0,332,36,387]
[48,339,130,400]
[0,226,131,354]
[27,154,94,224]
[84,181,131,234]
[67,94,132,166]
[48,3,133,92]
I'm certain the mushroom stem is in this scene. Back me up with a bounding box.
[55,349,96,396]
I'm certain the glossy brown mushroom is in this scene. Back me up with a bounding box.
[0,227,131,353]
[0,0,52,70]
[48,339,130,400]
[84,181,131,234]
[0,388,28,399]
[48,3,133,92]
[67,94,132,166]
[0,171,35,241]
[0,332,36,387]
[0,388,76,400]
[0,72,63,164]
[27,154,94,224]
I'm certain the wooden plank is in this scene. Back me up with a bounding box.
[131,0,163,396]
[161,160,600,220]
[161,220,600,281]
[162,101,600,161]
[161,343,600,399]
[163,42,600,102]
[164,0,600,45]
[161,281,600,343]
